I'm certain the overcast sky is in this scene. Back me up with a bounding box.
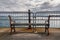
[0,0,60,11]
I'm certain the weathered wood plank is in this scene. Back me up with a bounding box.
[11,23,49,26]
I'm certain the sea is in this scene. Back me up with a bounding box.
[0,12,60,28]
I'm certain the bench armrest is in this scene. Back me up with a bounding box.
[11,20,15,24]
[45,20,48,23]
[8,15,15,24]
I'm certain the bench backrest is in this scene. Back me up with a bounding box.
[8,15,50,27]
[8,15,12,27]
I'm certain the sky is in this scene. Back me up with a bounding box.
[0,0,60,11]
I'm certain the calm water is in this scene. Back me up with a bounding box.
[0,16,60,28]
[0,12,60,28]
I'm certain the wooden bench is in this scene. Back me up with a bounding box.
[8,15,50,35]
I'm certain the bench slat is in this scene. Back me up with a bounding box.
[11,23,49,26]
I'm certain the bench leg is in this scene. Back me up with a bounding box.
[10,25,16,34]
[10,27,13,34]
[45,28,46,32]
[45,28,49,36]
[45,25,49,36]
[12,25,16,32]
[14,27,16,32]
[45,25,47,32]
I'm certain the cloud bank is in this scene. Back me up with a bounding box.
[0,0,60,11]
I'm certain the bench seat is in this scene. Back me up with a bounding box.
[11,23,49,26]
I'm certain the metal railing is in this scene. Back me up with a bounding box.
[0,10,60,28]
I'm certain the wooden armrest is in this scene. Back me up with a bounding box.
[11,20,15,24]
[8,15,15,24]
[45,20,48,22]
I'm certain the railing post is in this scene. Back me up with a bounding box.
[48,15,50,29]
[46,15,50,35]
[28,9,31,29]
[48,15,50,35]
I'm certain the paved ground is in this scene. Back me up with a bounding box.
[0,28,60,40]
[0,32,60,40]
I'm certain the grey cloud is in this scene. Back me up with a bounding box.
[24,3,32,7]
[0,0,35,11]
[51,4,60,11]
[0,0,60,11]
[40,2,52,9]
[31,1,60,11]
[31,2,52,11]
[0,0,18,11]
